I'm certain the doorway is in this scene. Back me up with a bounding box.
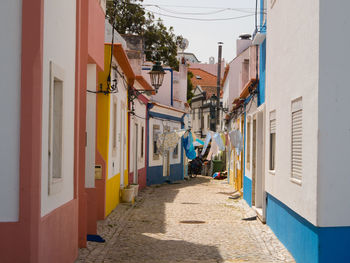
[252,110,265,221]
[134,123,138,184]
[251,117,257,206]
[120,102,125,187]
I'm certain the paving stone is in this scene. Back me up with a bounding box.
[77,176,294,263]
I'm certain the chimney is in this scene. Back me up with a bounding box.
[236,34,252,56]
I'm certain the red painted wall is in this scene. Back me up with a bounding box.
[39,200,78,263]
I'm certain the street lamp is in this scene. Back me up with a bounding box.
[148,61,166,92]
[128,61,166,114]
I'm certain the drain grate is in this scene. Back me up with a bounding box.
[179,220,206,224]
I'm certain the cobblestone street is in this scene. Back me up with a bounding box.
[77,176,294,263]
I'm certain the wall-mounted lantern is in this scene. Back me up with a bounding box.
[148,61,166,93]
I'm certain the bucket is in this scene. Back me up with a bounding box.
[121,188,134,203]
[129,184,139,197]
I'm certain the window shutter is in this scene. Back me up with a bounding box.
[270,119,276,133]
[291,99,302,181]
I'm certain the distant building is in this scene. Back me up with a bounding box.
[189,68,222,138]
[177,52,200,63]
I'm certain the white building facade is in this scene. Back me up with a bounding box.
[265,1,350,262]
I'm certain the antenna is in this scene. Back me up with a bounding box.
[179,38,189,51]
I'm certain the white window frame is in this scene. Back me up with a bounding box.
[269,110,276,174]
[48,61,65,195]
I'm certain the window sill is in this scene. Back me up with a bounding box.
[290,177,302,186]
[269,170,275,175]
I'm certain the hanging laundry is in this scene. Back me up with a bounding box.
[201,132,212,156]
[229,130,243,155]
[156,129,185,156]
[220,133,226,148]
[213,132,225,151]
[182,131,196,160]
[193,138,204,147]
[207,139,219,160]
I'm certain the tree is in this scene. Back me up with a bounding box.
[106,0,182,69]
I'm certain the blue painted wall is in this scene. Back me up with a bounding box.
[146,162,184,186]
[266,193,350,263]
[146,110,184,186]
[243,176,252,206]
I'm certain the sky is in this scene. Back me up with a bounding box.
[141,0,257,64]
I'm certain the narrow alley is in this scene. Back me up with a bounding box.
[77,177,294,263]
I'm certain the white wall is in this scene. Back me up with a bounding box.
[141,64,172,107]
[108,59,128,184]
[129,82,147,173]
[317,0,350,227]
[0,0,22,222]
[85,64,97,188]
[148,105,184,167]
[265,0,319,225]
[225,50,249,112]
[244,101,257,181]
[41,0,76,216]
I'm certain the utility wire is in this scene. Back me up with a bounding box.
[144,9,255,21]
[154,6,237,16]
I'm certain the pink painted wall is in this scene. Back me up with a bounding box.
[87,0,105,70]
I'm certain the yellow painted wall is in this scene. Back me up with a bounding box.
[97,46,126,218]
[105,174,121,216]
[233,117,244,192]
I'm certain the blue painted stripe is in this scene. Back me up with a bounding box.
[149,111,183,123]
[266,193,350,263]
[243,176,252,206]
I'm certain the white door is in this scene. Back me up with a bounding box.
[120,102,125,186]
[134,123,138,183]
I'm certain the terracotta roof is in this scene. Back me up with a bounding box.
[106,43,135,85]
[189,68,217,88]
[135,75,155,95]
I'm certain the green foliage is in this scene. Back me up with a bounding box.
[107,0,182,69]
[187,71,194,103]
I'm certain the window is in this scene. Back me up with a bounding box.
[153,124,160,160]
[141,126,144,158]
[291,98,303,182]
[198,108,201,119]
[173,144,179,159]
[112,100,117,153]
[246,117,251,170]
[195,75,202,79]
[269,111,276,171]
[48,62,64,194]
[207,114,210,129]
